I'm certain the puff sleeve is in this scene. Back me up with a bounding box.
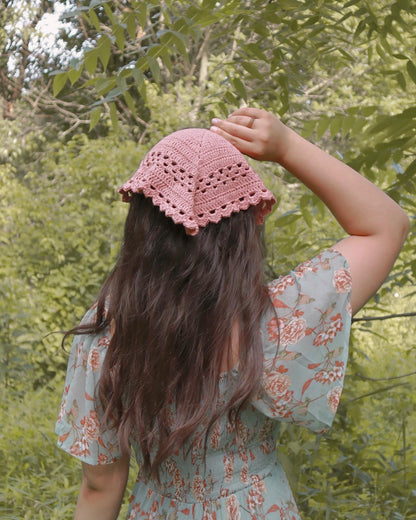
[251,248,352,433]
[55,306,121,465]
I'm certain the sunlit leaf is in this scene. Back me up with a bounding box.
[52,73,68,96]
[109,101,119,133]
[406,60,416,84]
[89,106,102,131]
[97,35,111,70]
[84,49,98,75]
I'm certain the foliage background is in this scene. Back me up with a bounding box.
[1,0,415,518]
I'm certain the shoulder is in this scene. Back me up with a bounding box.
[263,248,352,345]
[68,304,111,376]
[267,248,351,304]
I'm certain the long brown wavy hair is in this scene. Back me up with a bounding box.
[65,193,271,479]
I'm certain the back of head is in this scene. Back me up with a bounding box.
[119,127,275,235]
[96,128,275,479]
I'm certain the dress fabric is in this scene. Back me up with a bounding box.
[56,248,352,519]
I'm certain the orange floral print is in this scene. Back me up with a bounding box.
[226,494,241,520]
[279,317,306,345]
[334,267,352,293]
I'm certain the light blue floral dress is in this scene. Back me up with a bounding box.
[56,248,352,519]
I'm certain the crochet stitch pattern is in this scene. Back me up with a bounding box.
[119,128,276,235]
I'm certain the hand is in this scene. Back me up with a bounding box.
[210,107,292,163]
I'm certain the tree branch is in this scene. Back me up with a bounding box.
[341,382,410,406]
[352,312,416,322]
[354,371,416,382]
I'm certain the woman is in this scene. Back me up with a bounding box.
[56,107,409,519]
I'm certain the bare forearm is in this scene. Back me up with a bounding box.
[75,456,130,520]
[74,480,124,520]
[280,128,409,241]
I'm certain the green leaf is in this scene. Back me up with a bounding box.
[300,196,313,228]
[404,158,416,177]
[116,76,127,93]
[53,73,68,96]
[392,53,409,60]
[231,77,247,102]
[148,44,164,59]
[354,19,367,39]
[395,71,407,91]
[224,90,238,106]
[316,117,329,139]
[160,30,188,58]
[147,56,160,84]
[406,60,416,84]
[88,8,101,31]
[241,61,263,81]
[119,68,132,79]
[274,211,301,227]
[95,77,116,95]
[123,90,136,116]
[97,35,111,70]
[84,49,97,75]
[136,3,147,28]
[137,80,147,102]
[132,68,145,88]
[159,47,173,75]
[330,116,342,137]
[113,23,125,52]
[96,87,121,104]
[103,3,115,24]
[379,36,393,56]
[361,106,378,117]
[89,106,102,131]
[126,11,136,39]
[244,42,268,62]
[109,101,119,133]
[68,67,83,85]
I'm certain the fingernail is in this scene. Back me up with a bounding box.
[210,126,219,132]
[211,118,221,125]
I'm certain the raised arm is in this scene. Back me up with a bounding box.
[210,107,409,315]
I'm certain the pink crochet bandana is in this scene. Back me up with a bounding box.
[119,128,276,235]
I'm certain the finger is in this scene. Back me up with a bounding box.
[229,107,265,119]
[226,115,255,128]
[209,124,255,156]
[211,118,253,142]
